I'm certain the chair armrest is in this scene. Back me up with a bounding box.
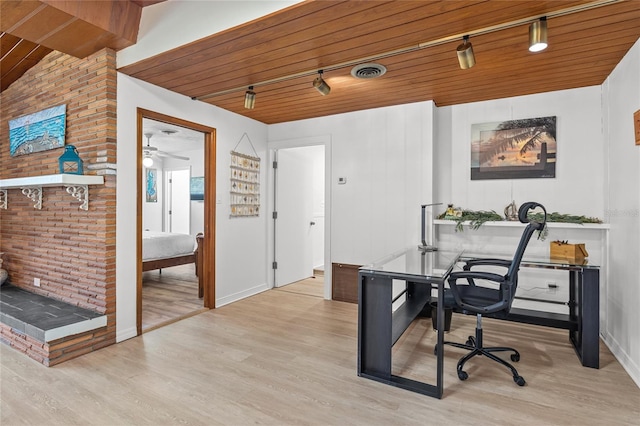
[449,270,506,283]
[448,271,509,314]
[463,258,511,270]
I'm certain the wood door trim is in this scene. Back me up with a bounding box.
[136,108,217,336]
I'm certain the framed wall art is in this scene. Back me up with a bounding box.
[9,104,67,157]
[471,116,557,180]
[146,168,158,203]
[190,176,204,201]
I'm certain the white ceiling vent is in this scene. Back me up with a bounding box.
[351,63,387,79]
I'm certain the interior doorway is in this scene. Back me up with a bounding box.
[136,108,217,335]
[271,143,327,295]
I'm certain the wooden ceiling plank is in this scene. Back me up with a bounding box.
[148,0,624,98]
[0,44,51,92]
[0,1,46,33]
[117,0,346,75]
[133,1,538,90]
[40,0,142,44]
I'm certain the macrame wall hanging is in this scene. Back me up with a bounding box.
[230,132,260,217]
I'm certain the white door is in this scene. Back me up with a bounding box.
[274,148,315,287]
[166,168,191,235]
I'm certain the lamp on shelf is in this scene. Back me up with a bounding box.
[418,203,442,252]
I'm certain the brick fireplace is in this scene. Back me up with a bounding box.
[0,49,117,365]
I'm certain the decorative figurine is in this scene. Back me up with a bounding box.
[58,145,84,175]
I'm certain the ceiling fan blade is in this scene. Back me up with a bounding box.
[156,151,190,161]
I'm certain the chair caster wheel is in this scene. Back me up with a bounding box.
[511,353,520,362]
[433,345,438,356]
[457,370,469,381]
[514,376,526,386]
[466,338,474,346]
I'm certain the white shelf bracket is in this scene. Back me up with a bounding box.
[65,185,89,210]
[21,187,42,210]
[0,190,6,209]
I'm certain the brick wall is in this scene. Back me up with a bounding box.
[0,49,117,365]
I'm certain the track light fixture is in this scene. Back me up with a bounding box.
[244,86,256,109]
[312,70,331,96]
[529,17,548,52]
[456,35,476,70]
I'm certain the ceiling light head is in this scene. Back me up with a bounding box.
[244,86,256,109]
[456,35,476,70]
[142,154,153,168]
[313,70,331,96]
[529,17,548,52]
[161,129,177,136]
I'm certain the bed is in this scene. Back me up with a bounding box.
[142,231,204,297]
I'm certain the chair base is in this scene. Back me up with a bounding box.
[437,314,526,386]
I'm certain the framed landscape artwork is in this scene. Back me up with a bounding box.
[471,116,557,180]
[9,104,66,157]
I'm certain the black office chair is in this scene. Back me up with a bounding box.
[440,201,547,386]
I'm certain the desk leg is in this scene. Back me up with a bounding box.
[569,269,600,369]
[358,274,392,378]
[436,280,444,396]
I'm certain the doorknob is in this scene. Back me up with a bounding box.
[310,221,316,226]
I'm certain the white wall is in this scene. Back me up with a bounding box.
[269,101,435,266]
[116,74,269,342]
[602,38,640,386]
[435,86,604,217]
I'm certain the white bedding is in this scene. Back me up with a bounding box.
[142,231,197,261]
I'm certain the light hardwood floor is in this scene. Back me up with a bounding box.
[1,286,638,425]
[142,263,204,332]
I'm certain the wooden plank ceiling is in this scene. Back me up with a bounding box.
[119,0,640,124]
[2,1,639,124]
[0,0,157,92]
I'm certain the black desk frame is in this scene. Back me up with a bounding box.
[357,251,459,399]
[500,261,600,369]
[358,252,600,400]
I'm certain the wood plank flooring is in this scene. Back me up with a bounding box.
[1,285,638,425]
[142,263,204,332]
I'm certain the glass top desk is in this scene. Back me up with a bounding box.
[357,248,462,399]
[461,253,600,369]
[357,248,600,399]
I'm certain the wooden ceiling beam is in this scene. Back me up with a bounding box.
[0,0,141,58]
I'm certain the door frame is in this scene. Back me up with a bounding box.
[136,108,217,336]
[267,135,332,299]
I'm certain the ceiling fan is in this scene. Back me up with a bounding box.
[143,132,190,167]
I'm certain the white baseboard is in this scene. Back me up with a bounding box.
[602,331,640,388]
[215,283,270,308]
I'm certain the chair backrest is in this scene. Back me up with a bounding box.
[506,202,547,291]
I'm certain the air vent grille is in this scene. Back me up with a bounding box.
[351,63,387,79]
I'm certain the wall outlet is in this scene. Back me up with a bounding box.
[34,277,40,287]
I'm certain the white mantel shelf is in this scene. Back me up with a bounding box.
[434,219,610,230]
[0,174,104,211]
